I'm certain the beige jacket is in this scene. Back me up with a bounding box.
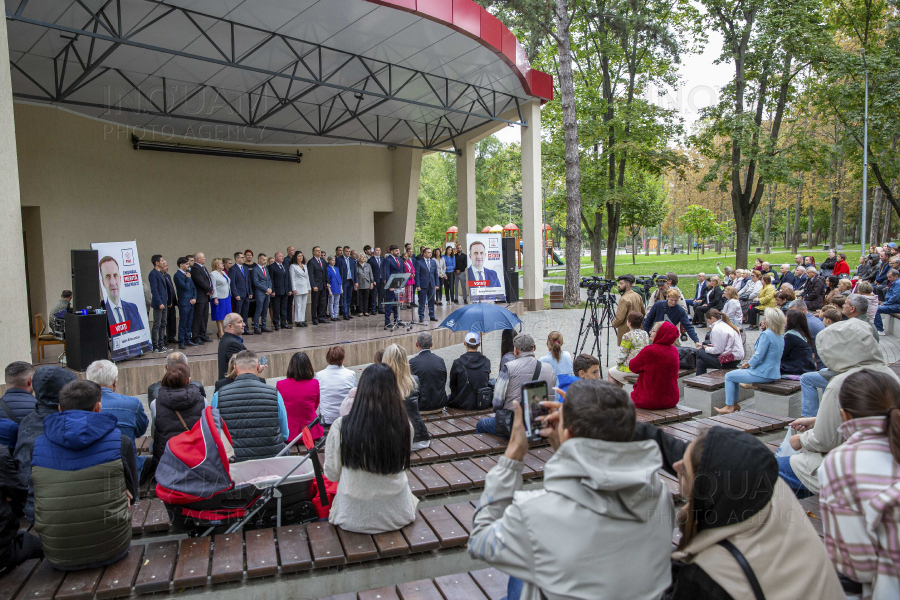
[791,317,898,491]
[672,480,844,600]
[612,289,645,344]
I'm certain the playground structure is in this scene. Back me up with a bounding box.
[469,223,563,268]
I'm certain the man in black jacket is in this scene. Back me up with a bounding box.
[691,275,724,325]
[217,314,247,380]
[307,246,328,325]
[1,362,36,422]
[802,267,826,311]
[269,252,292,331]
[190,252,214,344]
[409,332,448,412]
[0,445,42,575]
[447,331,491,410]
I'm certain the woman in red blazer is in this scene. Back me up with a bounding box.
[627,320,681,409]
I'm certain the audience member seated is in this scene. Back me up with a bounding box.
[686,273,707,316]
[803,267,826,310]
[499,328,516,372]
[447,331,492,410]
[779,318,897,497]
[774,289,794,313]
[746,274,775,329]
[86,360,149,474]
[737,269,762,313]
[721,285,742,328]
[691,275,724,326]
[874,268,900,335]
[715,308,785,414]
[217,313,247,380]
[211,350,288,462]
[820,370,900,599]
[843,293,878,341]
[820,306,842,326]
[468,380,675,600]
[408,332,448,413]
[538,330,574,376]
[1,362,36,422]
[628,321,681,410]
[666,427,843,600]
[558,354,601,392]
[476,334,555,437]
[695,309,744,375]
[0,416,16,452]
[276,352,324,444]
[382,344,429,449]
[31,380,137,571]
[150,362,207,468]
[799,310,842,417]
[324,363,418,534]
[14,366,77,522]
[0,444,41,575]
[780,309,816,376]
[148,352,206,403]
[643,288,700,345]
[316,346,357,426]
[607,311,649,385]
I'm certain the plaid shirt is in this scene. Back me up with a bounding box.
[819,416,900,600]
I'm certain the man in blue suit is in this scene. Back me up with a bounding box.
[415,248,439,322]
[368,247,385,314]
[100,255,147,359]
[229,251,253,335]
[148,254,171,353]
[338,246,358,321]
[173,257,196,349]
[251,254,273,334]
[269,251,291,331]
[382,245,404,327]
[466,241,502,294]
[684,273,706,316]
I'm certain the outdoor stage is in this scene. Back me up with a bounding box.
[26,302,524,397]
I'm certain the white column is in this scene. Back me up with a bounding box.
[0,15,31,365]
[456,140,476,241]
[520,100,543,311]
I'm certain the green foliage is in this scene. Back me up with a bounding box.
[679,205,718,260]
[620,172,670,263]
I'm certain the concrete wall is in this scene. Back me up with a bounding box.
[13,103,418,322]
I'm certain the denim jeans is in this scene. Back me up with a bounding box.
[329,294,341,319]
[800,370,829,417]
[874,305,900,331]
[776,455,814,499]
[505,576,524,600]
[476,416,510,440]
[724,370,776,406]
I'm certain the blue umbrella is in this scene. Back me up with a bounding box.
[438,303,523,333]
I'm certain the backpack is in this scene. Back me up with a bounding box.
[677,346,697,370]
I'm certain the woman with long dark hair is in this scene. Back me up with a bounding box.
[324,363,418,534]
[499,328,516,372]
[276,352,323,443]
[433,247,446,306]
[781,309,816,375]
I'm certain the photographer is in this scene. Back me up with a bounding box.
[643,289,700,346]
[612,275,645,344]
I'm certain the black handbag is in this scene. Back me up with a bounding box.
[495,361,543,437]
[462,364,494,410]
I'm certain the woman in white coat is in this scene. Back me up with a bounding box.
[290,250,310,327]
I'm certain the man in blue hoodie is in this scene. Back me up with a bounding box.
[31,380,137,570]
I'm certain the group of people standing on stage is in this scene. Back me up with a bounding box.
[144,243,471,350]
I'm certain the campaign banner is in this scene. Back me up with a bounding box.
[465,234,507,302]
[91,241,153,361]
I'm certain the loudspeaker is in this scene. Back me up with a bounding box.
[505,271,519,303]
[71,249,102,311]
[501,237,516,273]
[64,313,109,371]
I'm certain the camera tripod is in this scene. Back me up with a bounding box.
[575,287,618,364]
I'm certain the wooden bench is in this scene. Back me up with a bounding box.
[745,379,803,418]
[662,410,792,444]
[319,568,510,600]
[681,370,754,416]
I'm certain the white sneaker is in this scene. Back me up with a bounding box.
[879,330,887,336]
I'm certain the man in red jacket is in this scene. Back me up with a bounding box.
[627,321,680,410]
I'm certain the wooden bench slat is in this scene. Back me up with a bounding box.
[134,541,177,595]
[675,404,702,417]
[209,533,244,585]
[95,546,144,600]
[471,434,506,451]
[661,426,696,443]
[400,514,440,553]
[306,522,346,568]
[412,447,438,463]
[427,439,457,460]
[335,528,378,563]
[452,459,487,486]
[433,573,489,600]
[55,567,104,600]
[396,579,443,600]
[455,435,490,455]
[521,452,545,477]
[407,470,426,497]
[444,502,476,534]
[130,499,150,535]
[741,409,792,425]
[432,463,472,491]
[444,418,476,434]
[469,568,510,600]
[410,466,450,494]
[372,530,410,558]
[718,412,775,430]
[441,436,475,458]
[529,448,555,463]
[420,506,468,548]
[275,525,312,573]
[359,587,400,600]
[245,528,278,579]
[666,421,709,437]
[707,415,760,433]
[14,558,64,600]
[694,418,743,432]
[142,498,170,533]
[424,422,444,439]
[172,537,210,589]
[319,593,356,600]
[0,558,38,600]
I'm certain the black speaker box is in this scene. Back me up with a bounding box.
[505,271,520,303]
[501,237,516,273]
[64,313,109,371]
[71,249,102,311]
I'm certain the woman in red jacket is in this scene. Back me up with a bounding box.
[628,320,680,409]
[833,252,850,278]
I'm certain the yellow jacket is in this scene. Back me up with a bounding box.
[756,284,776,310]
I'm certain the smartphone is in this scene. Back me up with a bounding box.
[259,355,268,366]
[522,380,549,442]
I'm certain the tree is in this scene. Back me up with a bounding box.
[679,205,718,260]
[620,173,669,264]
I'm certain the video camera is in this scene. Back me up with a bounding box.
[635,272,658,288]
[579,276,614,294]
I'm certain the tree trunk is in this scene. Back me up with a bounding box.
[555,0,582,306]
[785,207,790,248]
[807,204,813,249]
[632,233,638,264]
[883,198,892,243]
[837,201,844,246]
[791,175,802,253]
[657,223,662,256]
[763,185,774,253]
[870,186,884,248]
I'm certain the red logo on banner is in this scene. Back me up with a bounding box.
[123,274,139,284]
[469,280,488,288]
[110,321,131,336]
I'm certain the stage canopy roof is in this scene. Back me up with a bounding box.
[6,0,553,153]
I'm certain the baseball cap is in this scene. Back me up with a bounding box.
[655,276,668,285]
[888,242,897,248]
[464,331,481,345]
[616,274,635,285]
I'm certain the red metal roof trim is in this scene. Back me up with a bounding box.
[366,0,553,102]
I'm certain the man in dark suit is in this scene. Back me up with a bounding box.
[148,254,171,353]
[685,273,707,316]
[251,254,273,334]
[409,332,448,412]
[173,257,196,349]
[244,249,257,326]
[692,275,725,325]
[161,259,178,344]
[189,252,214,345]
[382,245,404,327]
[229,251,253,335]
[269,252,291,331]
[415,248,439,322]
[307,246,327,325]
[368,247,384,314]
[338,246,358,321]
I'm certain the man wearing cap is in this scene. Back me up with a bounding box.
[447,331,492,410]
[611,275,645,345]
[476,333,555,438]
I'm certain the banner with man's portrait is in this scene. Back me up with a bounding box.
[91,241,153,361]
[465,234,507,302]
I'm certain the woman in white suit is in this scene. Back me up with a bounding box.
[290,250,310,327]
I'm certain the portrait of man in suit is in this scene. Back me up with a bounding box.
[100,255,145,335]
[466,241,502,287]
